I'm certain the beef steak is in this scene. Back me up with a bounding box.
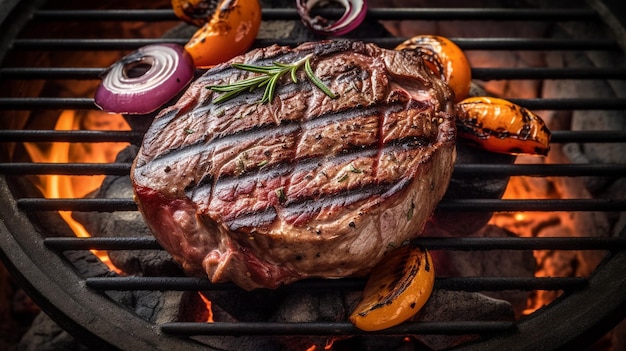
[131,40,457,290]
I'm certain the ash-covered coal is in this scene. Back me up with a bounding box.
[73,145,181,277]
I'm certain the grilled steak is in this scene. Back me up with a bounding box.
[131,40,457,290]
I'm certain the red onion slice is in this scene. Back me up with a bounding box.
[296,0,367,36]
[94,43,195,115]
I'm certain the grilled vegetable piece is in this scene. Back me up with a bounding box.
[349,243,435,331]
[296,0,368,36]
[397,35,551,156]
[455,96,551,156]
[396,35,471,102]
[184,0,262,67]
[94,43,195,115]
[172,0,219,27]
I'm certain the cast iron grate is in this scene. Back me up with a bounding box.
[1,1,626,350]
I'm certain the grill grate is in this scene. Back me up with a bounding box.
[1,1,626,350]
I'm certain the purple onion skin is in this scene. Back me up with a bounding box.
[296,0,368,37]
[95,43,195,115]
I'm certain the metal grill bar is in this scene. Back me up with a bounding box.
[0,67,104,79]
[3,162,626,177]
[31,8,599,22]
[160,321,516,336]
[452,163,626,177]
[0,163,130,175]
[314,162,597,177]
[4,67,626,80]
[0,97,94,109]
[550,131,626,143]
[83,276,588,292]
[15,198,626,212]
[10,38,621,51]
[45,237,162,250]
[3,97,626,110]
[472,67,626,80]
[0,130,623,143]
[506,98,626,110]
[17,198,137,211]
[0,130,143,143]
[437,199,626,212]
[42,236,626,251]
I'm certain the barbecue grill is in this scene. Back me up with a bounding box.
[1,0,626,350]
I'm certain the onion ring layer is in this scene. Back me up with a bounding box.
[296,0,368,36]
[95,43,195,114]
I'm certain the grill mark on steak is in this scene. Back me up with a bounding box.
[141,101,445,228]
[142,97,438,178]
[225,206,278,231]
[140,102,400,181]
[203,138,437,227]
[219,155,422,232]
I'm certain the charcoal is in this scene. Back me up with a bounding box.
[190,300,282,351]
[427,224,535,316]
[431,143,515,236]
[543,21,626,195]
[192,335,281,351]
[269,290,408,351]
[18,313,91,351]
[200,288,289,322]
[411,289,514,350]
[72,145,181,277]
[19,249,196,350]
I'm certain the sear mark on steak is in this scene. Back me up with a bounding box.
[132,40,457,290]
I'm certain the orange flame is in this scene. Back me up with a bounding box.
[23,109,216,321]
[23,110,130,272]
[198,293,214,323]
[488,158,573,316]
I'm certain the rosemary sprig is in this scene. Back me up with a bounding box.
[207,54,337,104]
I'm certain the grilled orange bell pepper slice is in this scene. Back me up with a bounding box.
[350,244,435,331]
[172,0,218,27]
[396,35,472,102]
[455,96,551,156]
[184,0,261,67]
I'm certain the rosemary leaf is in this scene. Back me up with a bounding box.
[349,163,363,173]
[207,54,337,104]
[305,58,337,99]
[231,63,274,74]
[289,65,299,83]
[337,172,349,183]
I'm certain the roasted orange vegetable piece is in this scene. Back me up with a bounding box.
[172,0,219,27]
[396,35,471,102]
[349,244,435,331]
[184,0,261,67]
[455,96,551,156]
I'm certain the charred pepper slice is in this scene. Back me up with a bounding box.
[172,0,220,27]
[396,35,472,102]
[350,243,435,331]
[456,96,551,156]
[183,0,262,67]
